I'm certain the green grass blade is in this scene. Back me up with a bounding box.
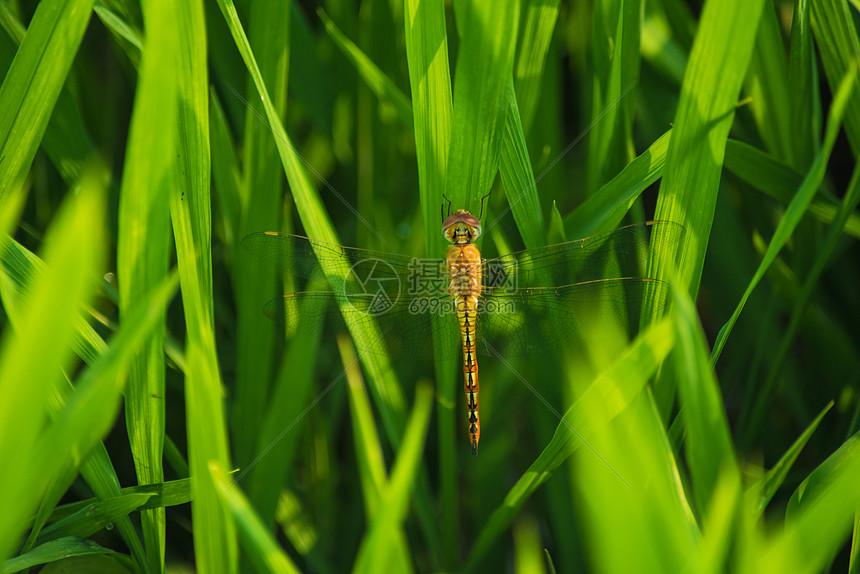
[651,0,766,296]
[670,268,740,517]
[810,0,860,155]
[587,0,641,194]
[35,493,154,545]
[1,237,108,366]
[513,0,561,134]
[0,180,104,561]
[209,89,241,246]
[445,0,520,212]
[572,385,701,573]
[789,0,820,169]
[93,3,143,65]
[338,335,388,514]
[246,306,322,527]
[466,318,676,571]
[723,139,860,238]
[404,0,452,259]
[231,0,289,478]
[565,128,672,236]
[1,537,116,574]
[353,381,434,574]
[711,68,854,365]
[24,272,178,569]
[319,9,413,130]
[0,2,99,187]
[47,476,195,523]
[215,0,441,557]
[403,0,457,564]
[499,82,545,250]
[745,2,792,164]
[116,0,181,568]
[171,0,238,570]
[747,432,860,574]
[0,0,95,200]
[751,402,833,515]
[210,462,301,574]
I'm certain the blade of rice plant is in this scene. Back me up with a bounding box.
[338,334,388,513]
[499,82,545,250]
[231,0,289,479]
[1,537,116,574]
[35,493,154,545]
[319,9,413,130]
[403,0,457,563]
[565,128,672,236]
[0,182,103,561]
[750,401,832,515]
[746,432,860,574]
[587,0,641,194]
[723,139,860,239]
[466,318,675,570]
[210,462,301,574]
[513,0,561,134]
[171,0,238,570]
[0,0,95,200]
[670,268,740,517]
[444,0,520,212]
[745,2,792,164]
[711,68,853,365]
[215,0,441,556]
[810,0,860,155]
[116,0,180,568]
[650,0,767,297]
[353,381,433,574]
[788,0,820,169]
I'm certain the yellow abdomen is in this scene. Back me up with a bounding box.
[448,244,482,455]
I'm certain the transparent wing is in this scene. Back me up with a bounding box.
[482,220,684,291]
[243,220,682,359]
[258,277,669,360]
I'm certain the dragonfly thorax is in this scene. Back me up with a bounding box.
[442,209,482,244]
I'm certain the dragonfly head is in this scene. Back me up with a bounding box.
[442,209,482,244]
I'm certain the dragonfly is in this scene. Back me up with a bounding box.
[243,214,682,455]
